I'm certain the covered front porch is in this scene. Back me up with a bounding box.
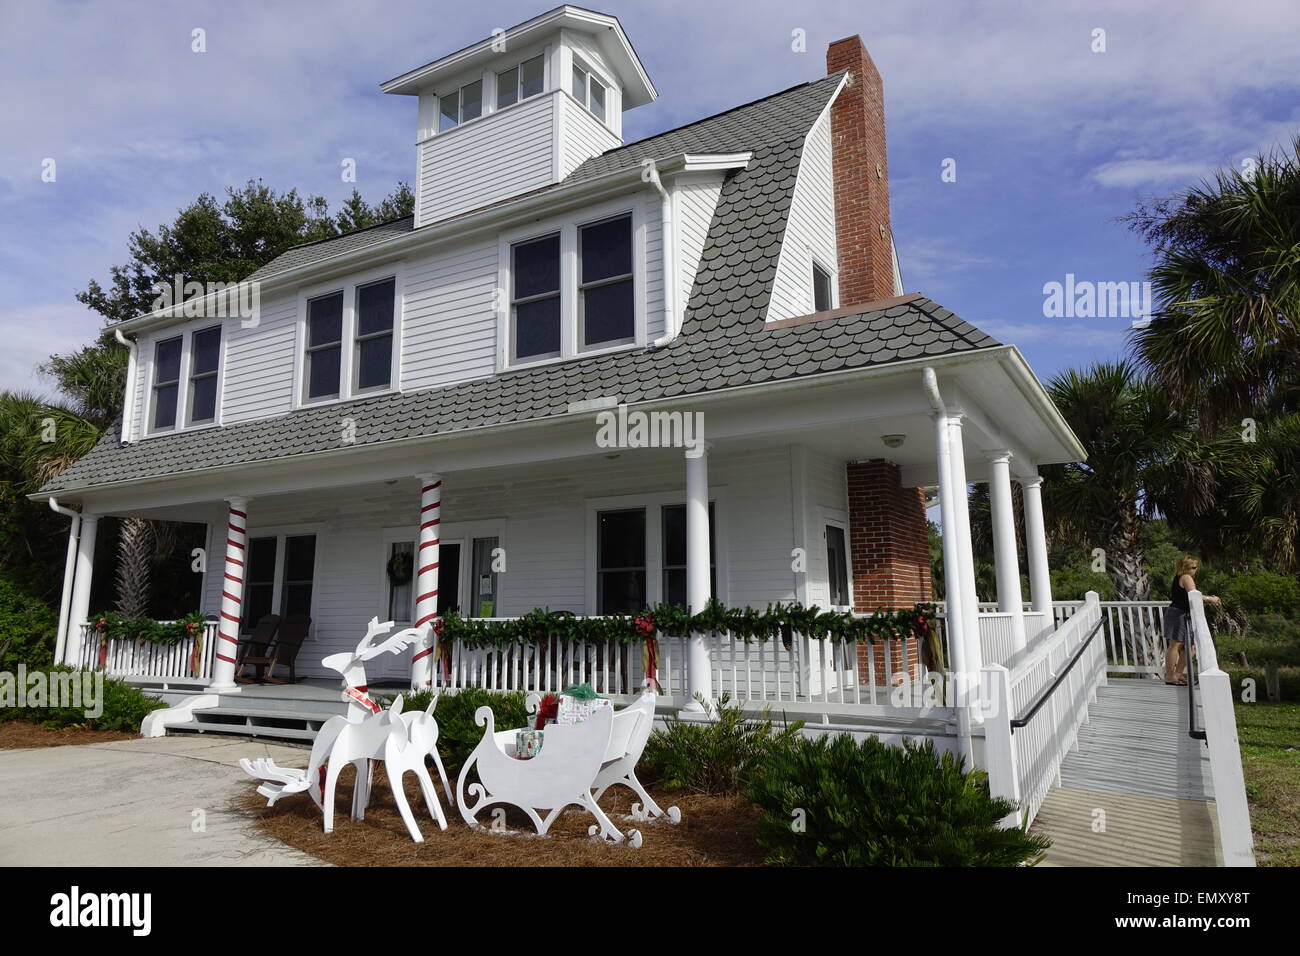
[48,348,1091,764]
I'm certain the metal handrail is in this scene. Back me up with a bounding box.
[1009,618,1104,731]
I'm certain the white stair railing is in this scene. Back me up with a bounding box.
[1188,590,1255,867]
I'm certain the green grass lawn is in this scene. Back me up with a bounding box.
[1224,677,1300,867]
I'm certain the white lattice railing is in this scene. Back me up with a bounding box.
[983,591,1107,828]
[75,621,217,682]
[428,618,949,720]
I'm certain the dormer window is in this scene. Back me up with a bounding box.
[188,326,221,425]
[570,60,607,122]
[496,54,545,110]
[148,323,223,433]
[439,79,483,131]
[579,214,633,349]
[355,278,395,392]
[510,234,562,362]
[812,260,834,312]
[305,291,344,400]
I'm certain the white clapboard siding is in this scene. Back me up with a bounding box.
[766,109,838,322]
[559,94,621,179]
[400,235,500,391]
[640,189,666,342]
[801,447,851,608]
[675,174,725,313]
[221,294,298,423]
[417,92,558,227]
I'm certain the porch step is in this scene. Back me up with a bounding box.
[163,720,319,743]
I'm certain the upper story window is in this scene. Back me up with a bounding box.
[511,234,562,362]
[355,278,396,392]
[496,54,545,110]
[188,326,221,424]
[439,78,483,131]
[570,60,607,122]
[300,270,399,406]
[579,214,633,349]
[502,204,640,369]
[305,291,344,401]
[812,261,833,312]
[149,323,223,433]
[152,336,182,431]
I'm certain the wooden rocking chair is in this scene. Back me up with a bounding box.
[241,614,312,684]
[235,614,281,683]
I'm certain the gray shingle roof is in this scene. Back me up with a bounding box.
[44,74,1000,494]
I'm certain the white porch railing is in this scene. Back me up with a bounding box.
[1187,591,1255,866]
[983,592,1107,828]
[75,621,218,682]
[939,600,1169,675]
[429,619,950,721]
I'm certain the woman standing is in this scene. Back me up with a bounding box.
[1162,555,1220,685]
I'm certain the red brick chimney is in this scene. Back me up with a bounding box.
[826,37,894,306]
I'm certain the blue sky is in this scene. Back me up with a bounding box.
[2,0,1298,399]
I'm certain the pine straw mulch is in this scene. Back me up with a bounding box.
[0,720,139,749]
[236,762,767,867]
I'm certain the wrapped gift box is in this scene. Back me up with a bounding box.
[556,693,611,726]
[514,728,544,759]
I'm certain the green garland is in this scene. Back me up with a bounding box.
[438,599,935,651]
[90,611,208,647]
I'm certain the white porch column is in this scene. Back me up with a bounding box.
[52,506,81,665]
[410,473,442,689]
[208,497,249,691]
[1021,475,1054,617]
[932,411,972,754]
[65,514,99,668]
[682,446,713,712]
[988,451,1027,653]
[946,417,983,678]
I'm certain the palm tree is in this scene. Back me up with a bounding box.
[1127,135,1300,432]
[1041,362,1197,601]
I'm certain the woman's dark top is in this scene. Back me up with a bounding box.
[1170,575,1190,611]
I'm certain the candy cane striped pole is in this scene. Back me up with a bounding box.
[208,496,249,691]
[410,474,442,689]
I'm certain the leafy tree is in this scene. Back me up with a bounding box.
[1126,136,1300,431]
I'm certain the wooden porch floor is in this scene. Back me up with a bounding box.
[1031,679,1222,866]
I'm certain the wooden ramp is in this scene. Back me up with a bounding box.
[1030,679,1222,866]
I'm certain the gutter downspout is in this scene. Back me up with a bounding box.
[647,163,678,348]
[48,497,81,665]
[923,368,973,763]
[114,327,137,444]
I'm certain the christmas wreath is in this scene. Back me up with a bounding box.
[386,550,414,586]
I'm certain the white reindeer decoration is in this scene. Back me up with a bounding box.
[240,617,452,842]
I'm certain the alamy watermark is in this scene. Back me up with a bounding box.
[595,403,705,458]
[151,274,261,327]
[1042,273,1152,325]
[0,665,103,719]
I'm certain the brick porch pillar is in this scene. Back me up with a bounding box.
[846,460,932,683]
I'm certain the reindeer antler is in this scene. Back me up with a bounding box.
[359,622,428,662]
[353,617,397,657]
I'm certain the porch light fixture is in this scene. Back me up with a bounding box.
[881,434,906,449]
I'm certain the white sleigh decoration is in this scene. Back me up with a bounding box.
[456,687,679,847]
[240,617,452,843]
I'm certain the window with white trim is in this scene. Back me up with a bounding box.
[439,78,483,131]
[187,325,221,425]
[812,260,833,313]
[496,54,545,110]
[570,59,607,122]
[579,214,633,349]
[299,270,398,406]
[511,233,562,362]
[151,336,182,431]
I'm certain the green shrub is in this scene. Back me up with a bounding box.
[0,665,165,731]
[746,734,1051,866]
[642,694,803,795]
[1049,566,1114,602]
[0,578,57,671]
[1218,571,1300,617]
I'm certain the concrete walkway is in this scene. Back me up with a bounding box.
[0,736,323,866]
[1032,679,1222,866]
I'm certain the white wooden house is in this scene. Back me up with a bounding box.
[35,7,1094,779]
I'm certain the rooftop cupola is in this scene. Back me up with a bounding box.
[382,6,657,228]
